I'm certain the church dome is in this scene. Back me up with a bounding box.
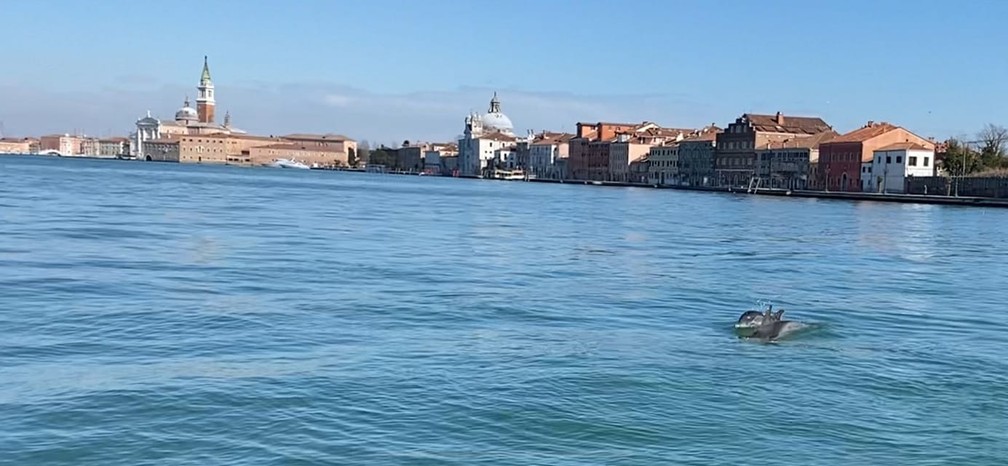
[482,92,513,134]
[175,97,199,123]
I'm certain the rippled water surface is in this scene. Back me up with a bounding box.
[2,156,1007,465]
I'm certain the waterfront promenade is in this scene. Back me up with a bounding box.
[521,178,1008,208]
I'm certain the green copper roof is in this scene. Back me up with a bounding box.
[200,55,212,84]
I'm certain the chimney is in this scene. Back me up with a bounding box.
[776,112,784,125]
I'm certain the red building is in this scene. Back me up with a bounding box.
[567,122,638,180]
[818,121,935,191]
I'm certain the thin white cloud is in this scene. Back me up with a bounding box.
[0,80,977,143]
[0,80,721,143]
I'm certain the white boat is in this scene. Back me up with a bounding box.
[268,158,310,169]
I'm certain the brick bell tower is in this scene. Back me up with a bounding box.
[196,55,215,124]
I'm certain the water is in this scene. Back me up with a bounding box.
[1,155,1007,465]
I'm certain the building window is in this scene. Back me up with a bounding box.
[909,156,917,166]
[923,157,929,166]
[886,156,891,163]
[896,156,902,164]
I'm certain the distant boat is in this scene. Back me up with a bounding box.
[268,158,310,169]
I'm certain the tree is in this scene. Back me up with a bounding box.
[977,124,1008,168]
[941,138,983,177]
[357,140,370,167]
[368,147,397,168]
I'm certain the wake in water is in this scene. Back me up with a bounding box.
[733,302,821,343]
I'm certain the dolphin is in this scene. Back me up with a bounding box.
[747,319,805,341]
[735,306,785,329]
[735,310,766,328]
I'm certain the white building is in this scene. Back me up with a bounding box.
[133,111,161,158]
[494,147,519,169]
[458,92,524,177]
[860,161,874,192]
[868,142,935,193]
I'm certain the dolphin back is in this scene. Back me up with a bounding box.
[750,320,804,341]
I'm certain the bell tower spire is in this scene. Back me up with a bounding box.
[196,55,216,124]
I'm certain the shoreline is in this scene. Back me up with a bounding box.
[519,178,1008,208]
[6,154,1008,208]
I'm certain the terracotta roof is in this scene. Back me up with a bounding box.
[253,143,340,152]
[480,131,516,142]
[682,132,718,143]
[826,121,901,143]
[761,130,838,150]
[182,133,276,141]
[99,137,130,143]
[282,133,354,142]
[679,125,723,143]
[145,138,179,144]
[532,132,575,145]
[875,142,932,151]
[744,113,831,135]
[628,127,684,140]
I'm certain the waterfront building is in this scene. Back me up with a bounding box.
[132,57,246,160]
[818,121,934,192]
[568,122,638,180]
[133,111,161,159]
[866,143,935,194]
[493,147,519,170]
[715,112,832,188]
[0,137,38,154]
[568,122,693,181]
[860,161,874,192]
[678,127,721,187]
[628,157,651,183]
[280,134,357,165]
[248,143,350,167]
[647,125,721,186]
[647,141,679,185]
[755,130,837,190]
[80,137,101,157]
[609,133,659,182]
[397,145,424,172]
[39,134,83,156]
[99,138,129,157]
[423,150,442,174]
[143,139,180,162]
[422,143,458,175]
[441,154,459,176]
[528,132,573,179]
[179,133,280,164]
[458,92,524,177]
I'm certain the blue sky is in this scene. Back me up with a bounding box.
[1,0,1006,143]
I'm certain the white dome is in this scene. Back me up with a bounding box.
[482,112,513,132]
[482,92,513,134]
[175,97,199,123]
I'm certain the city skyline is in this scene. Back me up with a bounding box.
[2,0,1007,143]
